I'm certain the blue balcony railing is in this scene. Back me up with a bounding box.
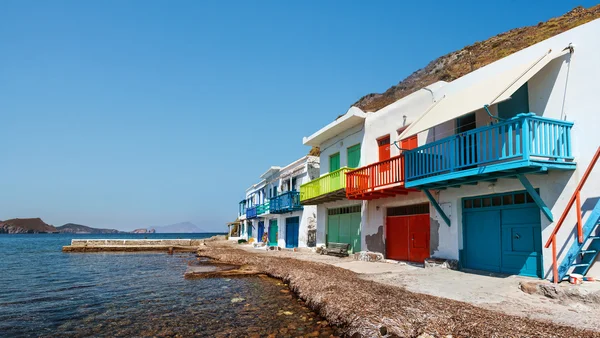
[404,113,574,186]
[246,206,258,219]
[270,191,303,214]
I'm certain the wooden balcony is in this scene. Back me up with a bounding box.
[246,206,258,219]
[256,201,270,215]
[300,167,352,205]
[404,113,576,190]
[270,191,303,214]
[346,155,414,200]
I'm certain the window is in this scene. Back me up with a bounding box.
[463,190,537,209]
[498,83,529,119]
[291,177,297,191]
[387,203,429,216]
[347,144,361,168]
[329,153,340,172]
[328,205,361,215]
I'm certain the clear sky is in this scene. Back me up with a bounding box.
[0,0,595,231]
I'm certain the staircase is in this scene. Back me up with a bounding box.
[556,200,600,281]
[546,146,600,283]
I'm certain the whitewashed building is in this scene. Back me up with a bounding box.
[301,19,600,282]
[238,156,319,248]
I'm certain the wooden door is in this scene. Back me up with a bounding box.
[408,214,430,262]
[385,216,409,261]
[285,217,299,248]
[400,135,418,151]
[268,219,278,246]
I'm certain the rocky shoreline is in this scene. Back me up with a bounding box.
[198,242,600,338]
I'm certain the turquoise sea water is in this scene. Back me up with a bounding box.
[0,234,337,337]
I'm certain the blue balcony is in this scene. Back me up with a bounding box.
[270,191,303,214]
[246,206,258,219]
[404,113,576,190]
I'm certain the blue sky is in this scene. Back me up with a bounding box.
[0,0,595,231]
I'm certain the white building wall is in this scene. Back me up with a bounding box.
[417,19,600,278]
[319,124,365,173]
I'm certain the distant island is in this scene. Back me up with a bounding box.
[0,218,209,234]
[152,221,205,233]
[0,218,58,234]
[131,228,156,234]
[55,223,122,234]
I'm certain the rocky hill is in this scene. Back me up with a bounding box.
[353,5,600,112]
[55,223,121,234]
[0,218,58,234]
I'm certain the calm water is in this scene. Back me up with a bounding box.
[0,234,337,337]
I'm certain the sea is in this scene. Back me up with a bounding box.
[0,233,337,337]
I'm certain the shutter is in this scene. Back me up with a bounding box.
[347,144,361,168]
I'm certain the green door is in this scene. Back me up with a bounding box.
[327,207,361,253]
[329,153,340,172]
[268,219,278,246]
[347,144,361,168]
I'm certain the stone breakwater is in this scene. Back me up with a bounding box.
[62,238,218,252]
[198,242,600,338]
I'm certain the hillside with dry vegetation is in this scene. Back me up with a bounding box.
[353,5,600,112]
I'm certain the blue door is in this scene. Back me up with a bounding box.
[463,191,542,278]
[285,217,299,248]
[257,221,265,243]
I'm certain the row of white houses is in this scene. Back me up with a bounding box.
[231,19,600,282]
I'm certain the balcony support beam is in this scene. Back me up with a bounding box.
[423,189,451,227]
[517,174,553,222]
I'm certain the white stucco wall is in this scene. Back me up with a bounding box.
[319,124,365,173]
[416,19,600,279]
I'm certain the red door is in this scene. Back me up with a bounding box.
[408,214,430,262]
[385,216,409,261]
[378,136,391,161]
[400,135,418,151]
[378,136,391,179]
[386,214,430,263]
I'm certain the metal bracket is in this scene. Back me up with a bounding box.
[423,189,451,227]
[517,174,553,222]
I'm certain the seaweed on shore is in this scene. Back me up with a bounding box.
[199,243,600,338]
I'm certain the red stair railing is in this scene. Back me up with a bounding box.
[545,146,600,283]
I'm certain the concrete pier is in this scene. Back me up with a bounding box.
[62,239,204,252]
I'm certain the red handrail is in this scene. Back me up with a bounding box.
[545,146,600,283]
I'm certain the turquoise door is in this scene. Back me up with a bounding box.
[285,217,299,248]
[463,192,542,278]
[500,207,542,277]
[268,219,278,246]
[463,210,502,272]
